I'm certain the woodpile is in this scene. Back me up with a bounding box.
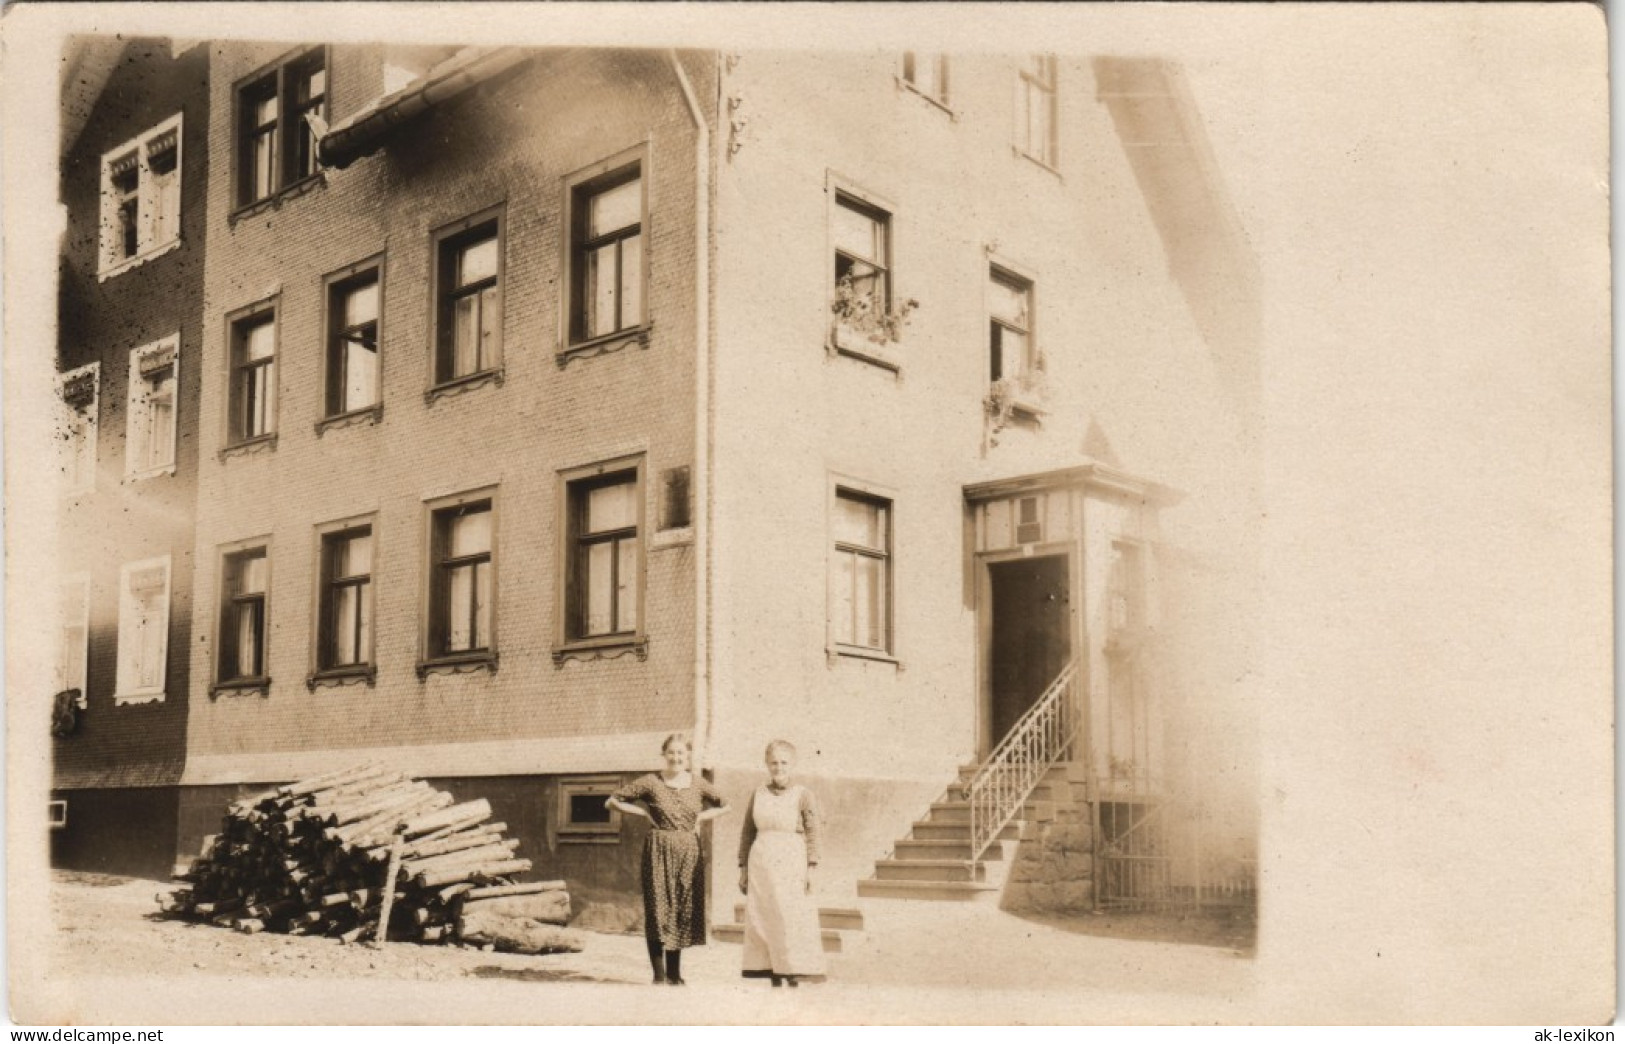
[156,764,577,950]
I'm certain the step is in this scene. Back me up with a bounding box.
[929,800,1054,824]
[892,838,1005,861]
[945,782,1062,805]
[911,820,1023,842]
[873,858,986,883]
[732,903,864,932]
[711,922,844,953]
[856,878,1000,902]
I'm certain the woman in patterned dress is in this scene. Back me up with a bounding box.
[738,740,827,986]
[607,734,730,985]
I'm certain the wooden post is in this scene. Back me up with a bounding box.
[373,832,405,948]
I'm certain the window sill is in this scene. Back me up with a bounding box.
[229,173,327,225]
[316,404,383,436]
[558,325,651,369]
[219,434,278,462]
[552,635,649,668]
[416,652,498,680]
[113,688,166,706]
[829,325,903,374]
[307,665,377,692]
[210,678,271,699]
[894,77,957,119]
[827,645,903,669]
[1013,147,1062,179]
[650,526,694,551]
[557,830,621,846]
[125,463,178,483]
[97,237,182,283]
[425,369,503,405]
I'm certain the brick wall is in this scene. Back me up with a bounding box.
[184,46,716,783]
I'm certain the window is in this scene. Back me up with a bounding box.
[49,801,68,830]
[317,525,373,675]
[989,267,1035,383]
[237,50,326,208]
[569,162,645,344]
[228,305,277,444]
[558,777,622,842]
[57,576,90,704]
[902,52,950,106]
[433,216,502,385]
[57,364,100,495]
[831,489,892,655]
[325,265,380,417]
[115,556,171,703]
[567,469,641,641]
[426,497,494,663]
[659,466,691,532]
[218,546,269,687]
[832,192,891,319]
[126,335,179,479]
[99,115,182,275]
[1016,55,1058,168]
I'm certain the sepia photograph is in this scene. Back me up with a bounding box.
[2,2,1611,1028]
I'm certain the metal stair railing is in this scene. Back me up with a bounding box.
[966,660,1080,867]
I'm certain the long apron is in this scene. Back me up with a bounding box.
[742,786,827,978]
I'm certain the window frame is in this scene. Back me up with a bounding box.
[557,776,624,844]
[419,487,500,677]
[827,477,898,664]
[899,52,953,112]
[826,173,903,371]
[97,113,184,279]
[114,554,172,705]
[214,540,272,695]
[311,515,378,687]
[1015,54,1060,171]
[560,145,651,362]
[986,253,1046,417]
[321,255,385,426]
[554,454,647,664]
[232,47,328,213]
[224,298,280,451]
[57,362,101,496]
[125,333,181,481]
[428,206,505,395]
[58,573,91,709]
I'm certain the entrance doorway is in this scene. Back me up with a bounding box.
[987,554,1071,747]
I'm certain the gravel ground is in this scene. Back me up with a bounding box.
[27,870,1258,1025]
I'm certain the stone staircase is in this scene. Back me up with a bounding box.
[856,761,1085,902]
[711,904,865,953]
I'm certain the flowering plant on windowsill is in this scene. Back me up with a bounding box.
[830,275,920,349]
[985,352,1049,440]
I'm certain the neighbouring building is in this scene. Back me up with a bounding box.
[55,41,1259,926]
[52,36,211,878]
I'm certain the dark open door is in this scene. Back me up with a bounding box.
[988,554,1071,746]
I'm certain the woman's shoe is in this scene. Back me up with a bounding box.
[667,978,687,986]
[785,976,800,988]
[770,976,783,987]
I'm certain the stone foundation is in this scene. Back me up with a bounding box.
[1000,804,1096,915]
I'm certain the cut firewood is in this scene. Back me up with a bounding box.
[462,891,571,926]
[466,880,566,899]
[457,908,585,954]
[154,765,566,950]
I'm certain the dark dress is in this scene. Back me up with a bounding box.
[612,773,724,950]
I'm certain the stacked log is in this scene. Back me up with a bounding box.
[157,764,573,947]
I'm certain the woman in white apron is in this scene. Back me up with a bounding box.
[738,740,827,986]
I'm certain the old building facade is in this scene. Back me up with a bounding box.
[52,37,211,879]
[55,42,1258,923]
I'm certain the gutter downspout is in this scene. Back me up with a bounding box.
[668,50,713,771]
